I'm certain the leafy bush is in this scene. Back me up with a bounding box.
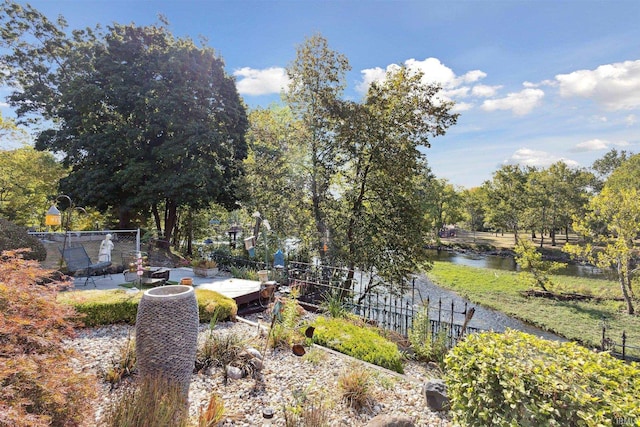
[408,306,449,367]
[230,266,259,280]
[311,316,404,373]
[0,250,97,427]
[58,288,237,326]
[269,295,306,349]
[0,219,46,261]
[444,329,640,426]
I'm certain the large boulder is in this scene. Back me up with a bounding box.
[422,379,449,412]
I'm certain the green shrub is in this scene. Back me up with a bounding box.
[230,266,259,280]
[58,288,237,326]
[0,219,46,261]
[311,316,404,373]
[57,289,142,326]
[444,329,640,426]
[269,295,306,349]
[195,289,237,323]
[0,251,97,426]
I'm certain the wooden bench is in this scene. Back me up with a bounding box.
[60,245,112,287]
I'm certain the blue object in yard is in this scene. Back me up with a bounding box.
[248,247,255,258]
[273,249,284,268]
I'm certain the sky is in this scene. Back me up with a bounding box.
[1,0,640,188]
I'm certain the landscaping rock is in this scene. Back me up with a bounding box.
[226,366,243,380]
[422,379,448,411]
[365,414,415,427]
[245,347,263,359]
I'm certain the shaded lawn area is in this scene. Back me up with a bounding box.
[426,261,640,358]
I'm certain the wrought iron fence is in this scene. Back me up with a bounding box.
[283,260,481,347]
[601,324,640,362]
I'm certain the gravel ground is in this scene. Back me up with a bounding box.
[64,313,451,426]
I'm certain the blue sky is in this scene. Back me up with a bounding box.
[1,0,639,188]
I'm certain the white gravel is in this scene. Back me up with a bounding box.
[64,314,451,426]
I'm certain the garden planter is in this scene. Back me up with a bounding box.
[193,267,219,278]
[258,269,269,283]
[180,277,194,286]
[135,285,198,396]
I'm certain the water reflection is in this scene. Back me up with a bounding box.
[426,249,611,279]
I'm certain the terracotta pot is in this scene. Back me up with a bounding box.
[292,344,306,357]
[180,277,193,286]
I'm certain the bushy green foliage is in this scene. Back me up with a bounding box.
[58,288,237,326]
[0,251,97,427]
[444,329,640,426]
[408,306,449,367]
[0,219,46,261]
[195,289,237,323]
[230,266,259,280]
[514,237,563,292]
[269,295,306,349]
[312,316,404,373]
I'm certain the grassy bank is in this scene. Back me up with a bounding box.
[426,261,640,358]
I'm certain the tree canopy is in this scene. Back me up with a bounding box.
[0,2,248,240]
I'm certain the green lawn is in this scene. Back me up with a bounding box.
[426,261,640,358]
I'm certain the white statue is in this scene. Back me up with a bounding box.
[98,234,114,262]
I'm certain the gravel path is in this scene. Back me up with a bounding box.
[64,313,451,426]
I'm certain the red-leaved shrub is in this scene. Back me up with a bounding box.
[0,250,97,427]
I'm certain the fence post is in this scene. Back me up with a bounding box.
[622,331,626,361]
[601,324,606,351]
[450,300,455,347]
[438,298,442,324]
[136,228,141,253]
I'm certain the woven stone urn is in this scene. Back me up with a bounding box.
[135,285,199,396]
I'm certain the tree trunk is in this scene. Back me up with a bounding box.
[618,260,635,315]
[118,207,132,229]
[152,204,162,235]
[164,199,178,244]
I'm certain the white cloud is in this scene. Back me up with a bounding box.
[625,114,637,126]
[452,102,473,112]
[503,148,579,168]
[573,138,630,152]
[357,58,486,95]
[481,88,544,116]
[0,102,8,108]
[555,60,640,110]
[471,84,502,98]
[356,65,396,93]
[233,67,289,96]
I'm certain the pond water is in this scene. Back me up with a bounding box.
[426,249,612,279]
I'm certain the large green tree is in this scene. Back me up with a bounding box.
[565,186,639,314]
[0,147,67,226]
[328,65,458,289]
[284,34,350,260]
[483,164,529,243]
[242,105,313,248]
[0,3,248,242]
